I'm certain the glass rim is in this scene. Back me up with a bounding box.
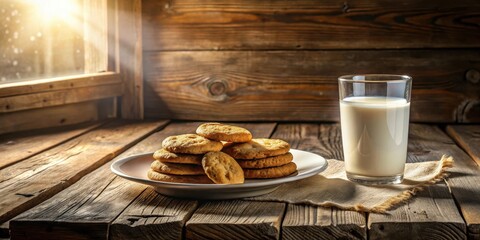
[338,74,412,83]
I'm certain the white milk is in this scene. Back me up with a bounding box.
[340,96,410,177]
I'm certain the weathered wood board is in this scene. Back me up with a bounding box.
[0,120,165,228]
[0,122,103,170]
[143,0,480,50]
[447,125,480,166]
[144,50,480,122]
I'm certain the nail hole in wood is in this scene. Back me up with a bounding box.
[15,193,34,197]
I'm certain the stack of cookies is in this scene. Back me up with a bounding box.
[222,138,297,179]
[147,122,297,185]
[148,134,223,184]
[148,123,252,184]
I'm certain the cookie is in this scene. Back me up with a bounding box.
[223,138,290,159]
[237,152,293,169]
[196,123,252,143]
[202,152,244,184]
[243,162,297,179]
[162,134,223,154]
[222,141,236,148]
[153,149,202,165]
[147,170,213,184]
[151,160,205,175]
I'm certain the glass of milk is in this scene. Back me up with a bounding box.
[338,74,412,185]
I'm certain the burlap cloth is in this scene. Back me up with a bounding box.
[247,155,454,213]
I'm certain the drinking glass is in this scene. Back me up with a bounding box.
[338,74,412,184]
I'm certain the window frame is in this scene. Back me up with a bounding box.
[0,0,143,134]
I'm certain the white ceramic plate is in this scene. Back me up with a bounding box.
[111,149,327,200]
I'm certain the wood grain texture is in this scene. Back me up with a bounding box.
[110,189,198,240]
[118,0,144,119]
[143,0,480,50]
[447,125,480,166]
[272,123,366,240]
[369,124,480,239]
[369,184,466,240]
[0,72,120,98]
[0,101,100,135]
[0,83,123,113]
[0,120,164,225]
[283,205,366,240]
[9,120,172,240]
[186,200,286,240]
[144,50,480,122]
[184,122,280,240]
[83,0,108,74]
[0,121,103,170]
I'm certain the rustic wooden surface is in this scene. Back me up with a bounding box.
[3,121,480,239]
[110,188,198,240]
[118,0,144,119]
[186,200,285,240]
[0,72,120,98]
[0,101,101,135]
[447,125,480,166]
[142,0,480,50]
[0,72,121,134]
[10,120,172,240]
[0,122,103,170]
[83,0,109,74]
[141,0,480,123]
[0,120,164,227]
[0,82,123,113]
[411,125,480,240]
[143,50,480,122]
[369,184,466,240]
[272,124,366,240]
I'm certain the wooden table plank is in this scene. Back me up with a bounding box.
[447,125,480,166]
[273,123,366,240]
[142,0,480,50]
[369,184,465,240]
[11,121,276,240]
[144,50,480,123]
[0,120,165,229]
[108,121,207,240]
[369,124,479,239]
[110,189,198,240]
[283,205,366,240]
[186,200,285,240]
[184,122,282,240]
[0,121,104,170]
[10,121,202,240]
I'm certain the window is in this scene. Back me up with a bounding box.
[0,0,144,134]
[0,0,103,84]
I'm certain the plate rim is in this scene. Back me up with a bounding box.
[110,149,328,190]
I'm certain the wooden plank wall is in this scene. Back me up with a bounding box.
[142,0,480,123]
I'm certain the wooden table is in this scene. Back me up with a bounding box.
[1,120,479,240]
